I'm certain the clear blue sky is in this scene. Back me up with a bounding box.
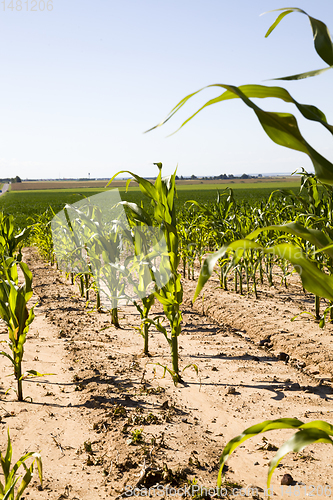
[1,0,332,180]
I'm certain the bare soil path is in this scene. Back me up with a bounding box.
[0,183,9,196]
[0,248,332,499]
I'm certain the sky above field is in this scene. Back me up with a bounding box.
[1,0,333,180]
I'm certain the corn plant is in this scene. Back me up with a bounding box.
[0,428,42,500]
[61,198,128,328]
[0,258,36,401]
[30,209,54,264]
[124,222,157,355]
[218,418,333,496]
[108,164,183,380]
[51,191,165,334]
[0,212,30,260]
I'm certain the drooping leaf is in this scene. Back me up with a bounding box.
[217,419,333,492]
[147,83,333,185]
[263,7,333,68]
[267,428,333,489]
[193,240,333,303]
[217,418,304,486]
[248,222,333,260]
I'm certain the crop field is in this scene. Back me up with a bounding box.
[2,4,333,498]
[1,167,333,499]
[0,177,301,231]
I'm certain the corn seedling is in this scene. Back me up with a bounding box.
[0,212,30,260]
[30,209,54,264]
[0,428,42,500]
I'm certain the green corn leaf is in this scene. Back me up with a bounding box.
[267,428,333,490]
[19,370,55,381]
[268,65,332,81]
[2,428,13,480]
[107,170,158,201]
[0,351,15,366]
[153,362,178,385]
[300,420,333,435]
[2,479,19,500]
[119,201,152,226]
[15,462,34,500]
[193,246,228,302]
[182,363,199,375]
[148,84,333,136]
[263,7,333,67]
[193,240,333,303]
[34,453,43,488]
[263,9,294,38]
[248,222,333,260]
[217,418,304,486]
[147,83,333,185]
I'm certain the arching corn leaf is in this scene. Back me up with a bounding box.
[263,7,333,67]
[248,222,333,260]
[107,170,158,202]
[193,240,333,303]
[193,245,227,302]
[217,418,304,486]
[267,428,333,489]
[147,84,333,185]
[300,420,333,435]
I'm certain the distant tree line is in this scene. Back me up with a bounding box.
[175,173,259,180]
[0,176,21,183]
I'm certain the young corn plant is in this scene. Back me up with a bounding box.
[67,200,127,328]
[108,164,183,381]
[125,224,157,355]
[0,258,37,401]
[0,212,30,260]
[30,209,54,264]
[218,419,333,497]
[0,428,42,500]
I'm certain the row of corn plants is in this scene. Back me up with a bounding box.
[0,214,43,497]
[0,212,40,402]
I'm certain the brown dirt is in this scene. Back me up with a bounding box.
[11,180,126,191]
[0,248,333,499]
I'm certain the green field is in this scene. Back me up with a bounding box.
[0,180,301,230]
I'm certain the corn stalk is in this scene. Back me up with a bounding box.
[0,258,36,401]
[108,164,183,380]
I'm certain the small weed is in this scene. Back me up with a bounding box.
[126,428,144,445]
[112,404,127,418]
[83,440,92,453]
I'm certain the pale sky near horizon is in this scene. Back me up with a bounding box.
[1,0,333,180]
